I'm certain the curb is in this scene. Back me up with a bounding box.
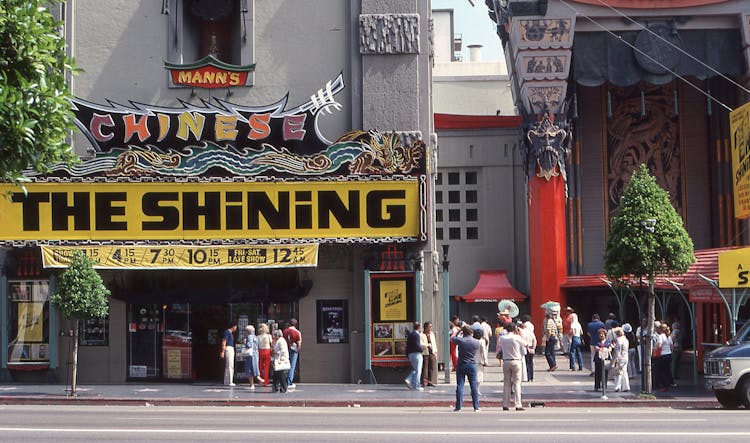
[0,396,721,408]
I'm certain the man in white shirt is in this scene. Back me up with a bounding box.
[498,322,527,411]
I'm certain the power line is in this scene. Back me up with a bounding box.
[559,0,735,112]
[592,0,750,96]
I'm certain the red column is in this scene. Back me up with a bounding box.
[528,174,568,343]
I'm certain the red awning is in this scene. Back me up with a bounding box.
[455,270,527,303]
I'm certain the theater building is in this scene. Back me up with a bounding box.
[491,0,750,354]
[0,0,436,384]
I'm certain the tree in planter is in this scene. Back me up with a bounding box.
[604,164,695,396]
[50,250,109,396]
[0,0,79,182]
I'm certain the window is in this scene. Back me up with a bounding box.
[434,168,480,241]
[436,209,443,222]
[449,227,461,239]
[436,228,444,240]
[448,172,460,185]
[466,227,479,240]
[449,209,460,222]
[435,173,442,185]
[166,0,255,87]
[466,208,478,221]
[466,190,477,203]
[465,171,477,185]
[435,191,443,204]
[448,191,460,204]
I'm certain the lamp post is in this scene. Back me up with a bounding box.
[442,244,451,384]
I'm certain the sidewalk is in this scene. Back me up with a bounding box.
[0,356,718,408]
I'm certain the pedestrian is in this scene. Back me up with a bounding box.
[404,322,424,391]
[587,314,605,376]
[605,312,618,330]
[568,313,584,371]
[622,323,637,378]
[636,317,648,374]
[518,317,536,382]
[243,325,263,389]
[473,328,488,395]
[283,318,302,389]
[612,327,630,392]
[451,324,481,412]
[220,322,238,387]
[271,329,291,393]
[480,316,493,356]
[421,322,438,387]
[670,318,682,383]
[449,316,461,371]
[593,328,611,392]
[653,323,673,391]
[498,322,527,411]
[562,306,575,355]
[257,323,272,387]
[543,313,559,371]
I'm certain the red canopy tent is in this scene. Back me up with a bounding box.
[455,270,527,303]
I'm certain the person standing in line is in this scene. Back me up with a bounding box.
[244,325,263,389]
[498,322,527,411]
[283,318,302,389]
[404,322,424,391]
[451,324,481,412]
[543,313,559,371]
[670,318,682,383]
[635,317,649,374]
[568,313,584,371]
[473,328,488,395]
[257,323,272,387]
[220,322,238,387]
[421,322,438,387]
[518,318,536,382]
[449,316,461,371]
[587,314,606,376]
[480,316,493,356]
[612,327,630,392]
[593,328,611,392]
[622,323,638,378]
[562,306,575,355]
[271,329,291,393]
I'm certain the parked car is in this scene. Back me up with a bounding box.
[704,321,750,408]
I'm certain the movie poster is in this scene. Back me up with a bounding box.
[317,300,348,344]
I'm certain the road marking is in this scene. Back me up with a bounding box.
[0,428,746,437]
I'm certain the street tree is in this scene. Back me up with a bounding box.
[0,0,79,182]
[604,163,695,395]
[50,250,109,396]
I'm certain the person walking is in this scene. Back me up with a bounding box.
[271,329,291,393]
[243,325,263,389]
[612,327,630,392]
[543,313,559,371]
[404,322,424,391]
[421,322,438,387]
[498,322,527,411]
[220,322,238,387]
[587,314,606,375]
[257,323,272,387]
[568,313,584,371]
[283,318,302,389]
[451,324,482,412]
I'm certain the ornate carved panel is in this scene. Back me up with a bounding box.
[605,83,685,222]
[359,14,420,55]
[516,51,570,81]
[509,17,575,55]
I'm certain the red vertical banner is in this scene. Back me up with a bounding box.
[528,175,568,343]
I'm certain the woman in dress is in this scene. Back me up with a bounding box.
[567,313,584,371]
[271,329,291,393]
[593,328,612,392]
[612,327,630,392]
[257,323,272,387]
[243,325,263,389]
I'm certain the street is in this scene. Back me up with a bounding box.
[0,405,747,443]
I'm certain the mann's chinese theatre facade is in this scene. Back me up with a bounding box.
[0,0,435,384]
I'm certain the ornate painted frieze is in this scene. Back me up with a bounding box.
[359,13,420,55]
[516,51,570,81]
[520,82,567,115]
[510,17,575,54]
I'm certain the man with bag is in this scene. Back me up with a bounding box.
[283,318,302,389]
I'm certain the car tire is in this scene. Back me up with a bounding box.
[716,390,742,409]
[740,378,750,409]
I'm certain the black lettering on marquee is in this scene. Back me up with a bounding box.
[318,190,359,228]
[52,192,90,231]
[295,191,313,229]
[247,192,290,229]
[225,192,243,230]
[142,192,180,230]
[367,190,406,228]
[12,192,49,231]
[95,192,128,230]
[182,192,221,230]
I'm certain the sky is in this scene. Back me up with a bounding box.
[432,0,504,61]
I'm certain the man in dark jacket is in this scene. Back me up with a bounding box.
[451,324,482,412]
[404,322,424,391]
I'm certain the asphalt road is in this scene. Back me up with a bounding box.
[0,405,747,442]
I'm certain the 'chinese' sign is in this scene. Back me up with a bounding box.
[730,101,750,219]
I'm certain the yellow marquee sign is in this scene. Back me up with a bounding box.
[41,244,318,270]
[0,181,421,241]
[718,247,750,288]
[730,100,750,219]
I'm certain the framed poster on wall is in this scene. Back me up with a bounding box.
[369,272,416,366]
[7,280,51,366]
[317,300,348,344]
